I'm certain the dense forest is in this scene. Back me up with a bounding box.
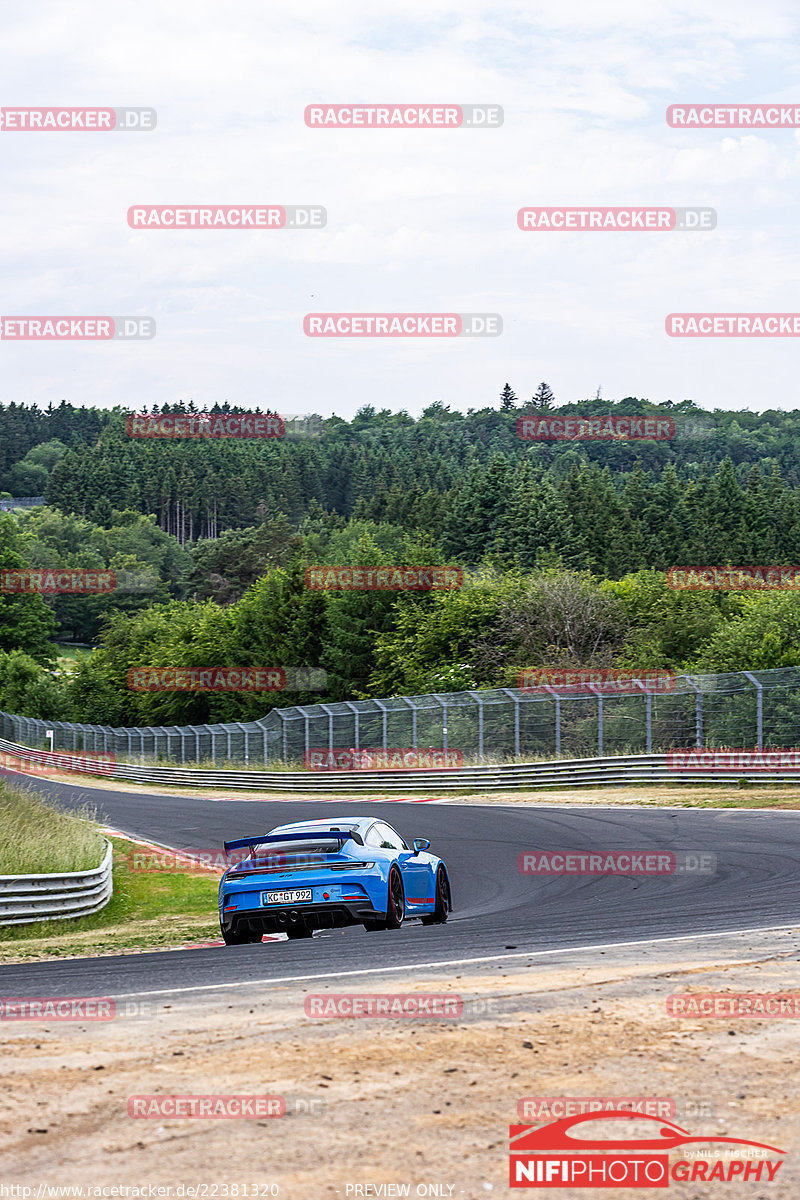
[2,389,800,725]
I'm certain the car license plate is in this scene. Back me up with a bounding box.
[263,888,313,905]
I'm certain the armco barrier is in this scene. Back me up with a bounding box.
[2,736,799,792]
[0,840,112,925]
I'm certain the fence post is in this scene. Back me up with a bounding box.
[236,723,250,766]
[374,699,388,751]
[685,677,703,747]
[468,692,485,761]
[743,671,763,749]
[635,680,652,752]
[543,686,561,756]
[435,697,448,753]
[500,689,520,757]
[588,684,604,754]
[343,701,360,751]
[400,697,417,750]
[295,707,311,760]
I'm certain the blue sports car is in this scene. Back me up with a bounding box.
[218,815,452,944]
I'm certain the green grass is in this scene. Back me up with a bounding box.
[0,780,106,873]
[55,643,93,676]
[0,835,221,960]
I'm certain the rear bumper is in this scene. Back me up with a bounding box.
[220,901,385,935]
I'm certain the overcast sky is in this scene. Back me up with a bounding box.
[2,0,800,419]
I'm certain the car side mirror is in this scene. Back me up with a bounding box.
[412,838,431,854]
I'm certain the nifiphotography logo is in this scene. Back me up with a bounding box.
[509,1111,785,1187]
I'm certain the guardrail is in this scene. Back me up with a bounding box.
[0,840,113,925]
[2,736,799,793]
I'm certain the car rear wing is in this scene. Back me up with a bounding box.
[223,829,364,853]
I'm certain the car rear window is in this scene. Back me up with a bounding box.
[251,836,346,856]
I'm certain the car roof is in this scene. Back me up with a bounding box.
[268,816,381,835]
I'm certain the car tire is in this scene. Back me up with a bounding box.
[421,866,450,925]
[385,865,405,929]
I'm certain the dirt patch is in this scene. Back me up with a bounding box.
[1,933,798,1197]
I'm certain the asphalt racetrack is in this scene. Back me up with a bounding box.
[3,772,799,998]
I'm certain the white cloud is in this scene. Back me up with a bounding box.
[1,0,800,415]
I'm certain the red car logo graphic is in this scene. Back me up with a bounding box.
[510,1110,784,1154]
[509,1111,785,1188]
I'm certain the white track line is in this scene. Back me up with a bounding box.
[111,923,800,1001]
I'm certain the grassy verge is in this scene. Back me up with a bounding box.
[0,780,106,873]
[0,834,221,963]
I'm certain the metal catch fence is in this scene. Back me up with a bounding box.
[1,667,799,768]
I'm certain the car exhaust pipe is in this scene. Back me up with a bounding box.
[277,912,288,926]
[289,910,299,922]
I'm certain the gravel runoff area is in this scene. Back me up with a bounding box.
[1,927,798,1198]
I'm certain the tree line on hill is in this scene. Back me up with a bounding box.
[2,391,800,725]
